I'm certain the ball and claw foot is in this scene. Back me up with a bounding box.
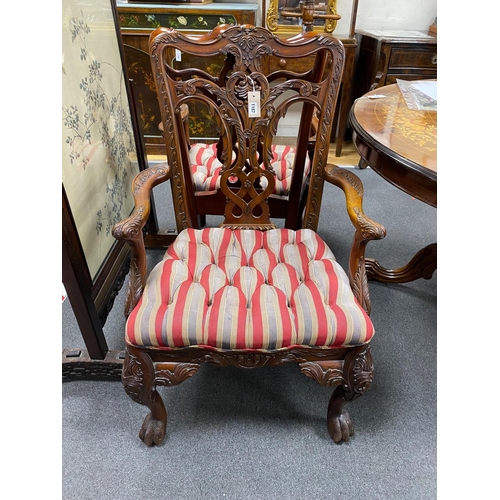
[139,412,166,446]
[328,409,354,443]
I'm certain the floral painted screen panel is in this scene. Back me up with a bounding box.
[62,0,139,280]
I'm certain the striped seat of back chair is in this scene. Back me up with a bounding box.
[125,228,374,351]
[189,143,311,196]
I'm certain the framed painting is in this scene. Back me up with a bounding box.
[62,0,142,362]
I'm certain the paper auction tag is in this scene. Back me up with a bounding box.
[248,91,260,117]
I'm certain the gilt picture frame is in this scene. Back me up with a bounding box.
[265,0,339,34]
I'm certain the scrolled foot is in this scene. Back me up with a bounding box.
[139,411,167,446]
[327,409,354,443]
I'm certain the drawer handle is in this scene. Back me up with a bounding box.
[431,54,437,65]
[279,59,287,68]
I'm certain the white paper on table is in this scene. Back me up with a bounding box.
[409,81,437,101]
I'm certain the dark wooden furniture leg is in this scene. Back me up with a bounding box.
[327,345,373,442]
[122,347,169,446]
[299,345,374,443]
[365,243,437,283]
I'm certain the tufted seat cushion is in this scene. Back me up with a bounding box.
[126,228,374,351]
[189,143,311,195]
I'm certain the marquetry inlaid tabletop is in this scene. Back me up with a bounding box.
[352,83,437,174]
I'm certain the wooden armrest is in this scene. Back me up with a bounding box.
[323,164,386,313]
[112,164,170,316]
[323,164,385,238]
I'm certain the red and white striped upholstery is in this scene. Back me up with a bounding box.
[189,143,310,196]
[126,228,374,351]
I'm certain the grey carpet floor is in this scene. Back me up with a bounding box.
[62,166,437,500]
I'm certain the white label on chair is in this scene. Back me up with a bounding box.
[248,91,260,117]
[175,49,182,62]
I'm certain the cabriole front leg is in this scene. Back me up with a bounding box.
[122,346,167,446]
[327,345,374,443]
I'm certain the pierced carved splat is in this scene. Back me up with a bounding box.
[150,24,344,231]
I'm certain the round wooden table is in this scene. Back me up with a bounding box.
[349,82,437,283]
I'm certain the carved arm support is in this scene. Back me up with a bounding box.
[323,164,386,314]
[112,164,171,316]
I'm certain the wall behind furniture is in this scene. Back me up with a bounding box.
[250,0,438,35]
[339,0,437,34]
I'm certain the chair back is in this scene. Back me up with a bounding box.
[149,24,345,231]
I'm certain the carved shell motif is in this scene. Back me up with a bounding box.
[299,361,344,387]
[225,28,274,69]
[155,363,200,387]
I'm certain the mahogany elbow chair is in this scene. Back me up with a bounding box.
[112,24,386,446]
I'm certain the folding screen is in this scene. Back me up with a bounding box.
[62,0,141,363]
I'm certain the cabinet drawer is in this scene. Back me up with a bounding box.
[389,47,437,69]
[267,56,314,74]
[267,54,336,75]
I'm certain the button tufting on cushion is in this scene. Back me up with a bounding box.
[189,143,311,195]
[126,228,374,351]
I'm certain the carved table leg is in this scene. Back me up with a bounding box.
[326,345,374,443]
[122,346,167,446]
[365,242,437,284]
[358,158,369,169]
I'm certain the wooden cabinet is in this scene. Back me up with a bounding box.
[353,29,437,99]
[116,1,259,154]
